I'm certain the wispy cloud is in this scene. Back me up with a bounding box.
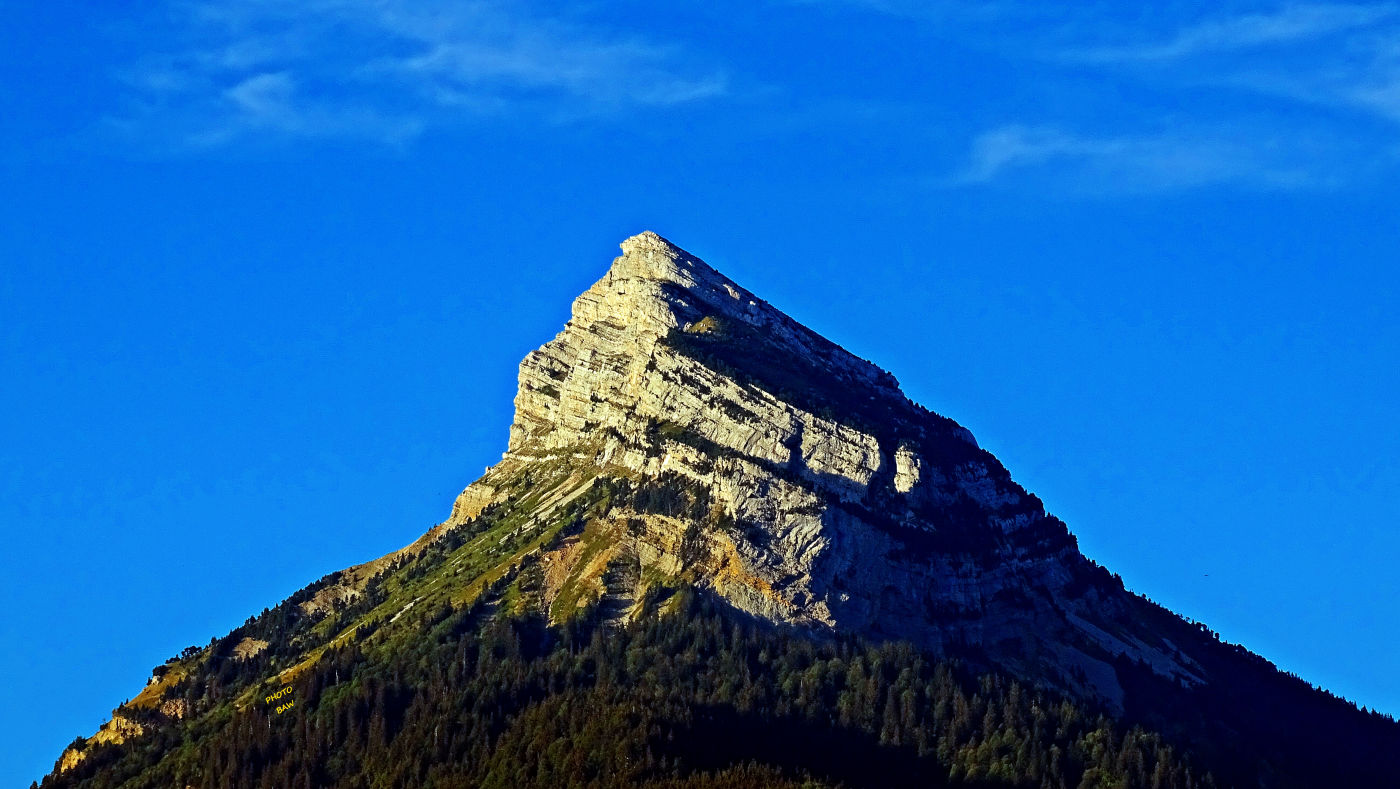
[116,0,727,148]
[904,3,1400,191]
[202,71,424,146]
[1068,3,1396,62]
[1212,28,1400,133]
[951,125,1327,193]
[1075,4,1400,139]
[809,1,1400,190]
[1352,73,1400,121]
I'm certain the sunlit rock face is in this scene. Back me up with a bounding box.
[450,231,1204,710]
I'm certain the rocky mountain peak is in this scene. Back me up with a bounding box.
[445,233,1215,712]
[612,230,707,283]
[575,230,767,340]
[579,232,901,389]
[504,233,917,463]
[610,230,763,308]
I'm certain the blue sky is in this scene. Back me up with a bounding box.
[3,1,1399,784]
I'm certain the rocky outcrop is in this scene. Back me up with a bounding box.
[232,637,268,660]
[159,698,189,721]
[57,713,145,774]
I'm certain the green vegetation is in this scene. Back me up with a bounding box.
[684,315,724,335]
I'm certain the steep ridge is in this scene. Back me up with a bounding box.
[43,232,1400,788]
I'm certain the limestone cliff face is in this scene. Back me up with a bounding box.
[449,231,1203,709]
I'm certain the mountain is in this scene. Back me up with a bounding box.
[42,232,1399,788]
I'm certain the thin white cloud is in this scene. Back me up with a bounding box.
[1070,3,1397,62]
[1221,36,1400,129]
[1058,3,1400,130]
[382,37,725,109]
[943,4,1400,191]
[189,71,424,146]
[117,0,726,147]
[226,72,294,117]
[800,1,1400,190]
[950,125,1326,193]
[1352,75,1400,121]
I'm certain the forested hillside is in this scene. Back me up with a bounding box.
[46,588,1235,789]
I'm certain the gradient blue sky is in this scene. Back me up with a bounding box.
[4,1,1400,784]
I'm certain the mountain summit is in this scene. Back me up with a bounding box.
[45,233,1400,788]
